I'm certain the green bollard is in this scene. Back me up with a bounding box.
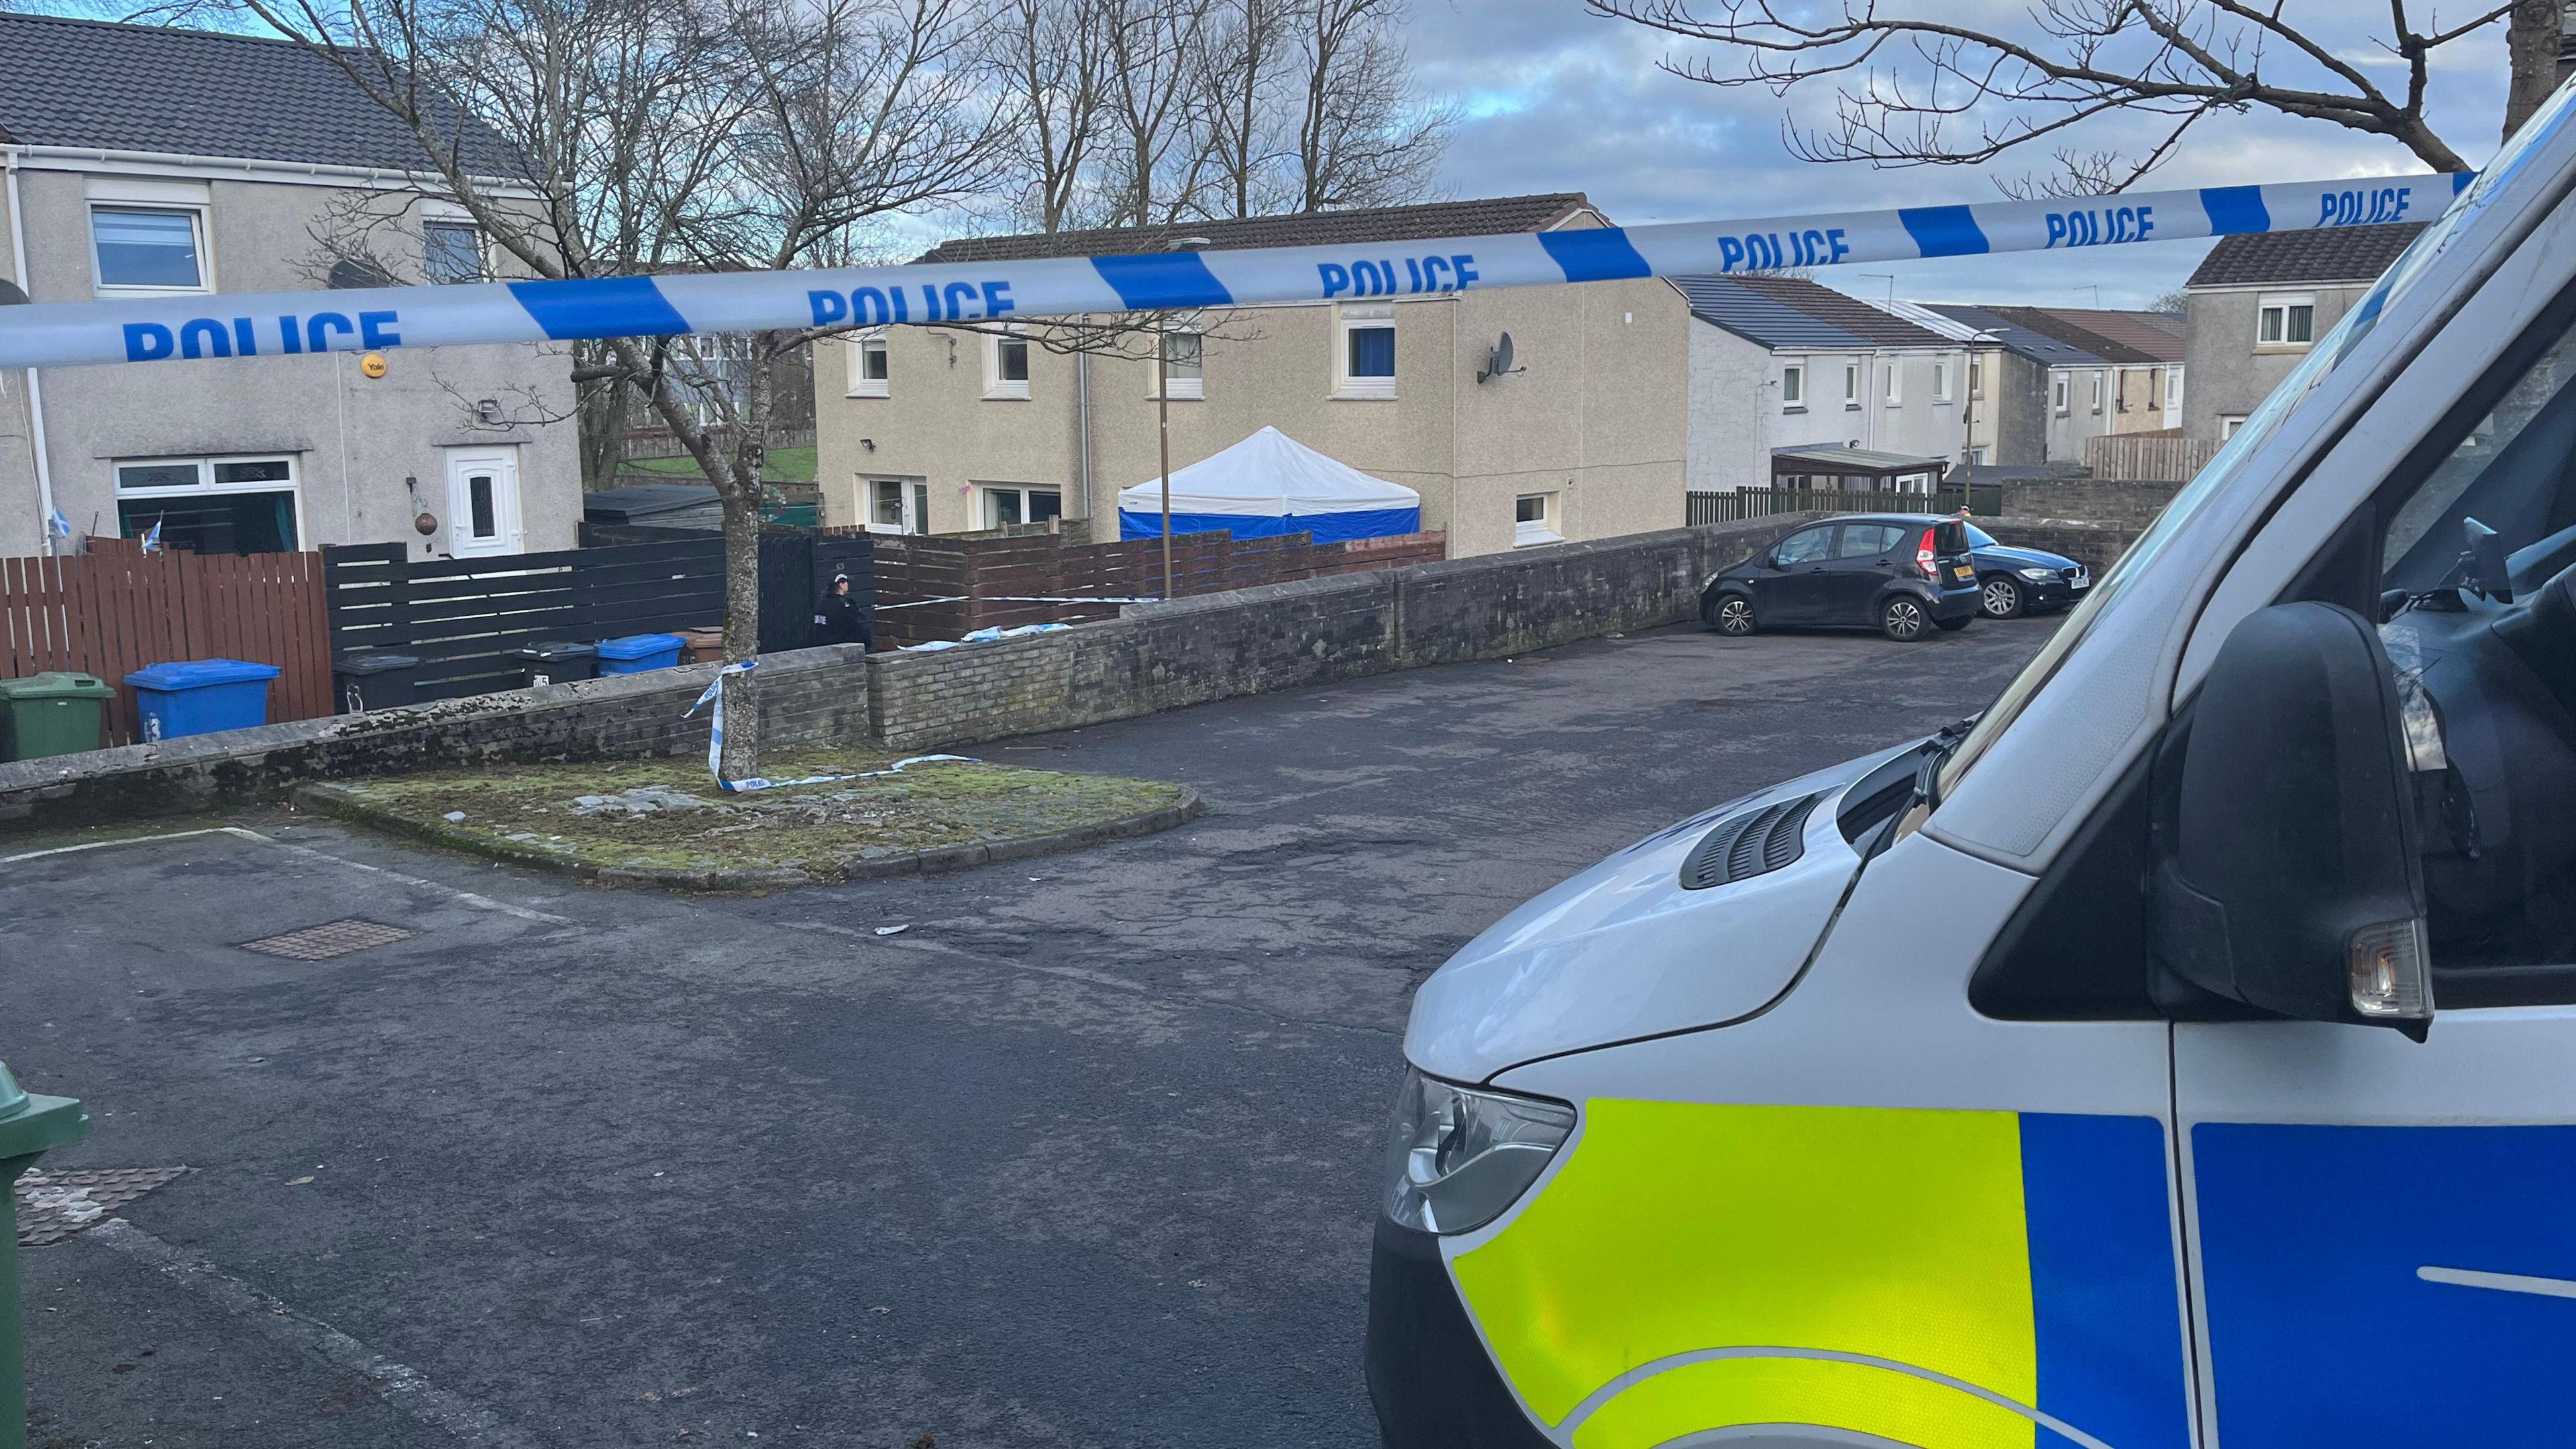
[0,1061,88,1449]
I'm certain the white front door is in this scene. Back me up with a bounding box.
[445,449,523,557]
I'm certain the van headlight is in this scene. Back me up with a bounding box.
[1383,1069,1576,1234]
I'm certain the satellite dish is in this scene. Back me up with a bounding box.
[0,278,27,305]
[1478,331,1523,384]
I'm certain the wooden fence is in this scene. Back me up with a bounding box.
[1688,483,2002,527]
[0,539,331,745]
[860,527,1448,647]
[324,532,872,702]
[2084,433,2222,482]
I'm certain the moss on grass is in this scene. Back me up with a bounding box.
[319,746,1191,881]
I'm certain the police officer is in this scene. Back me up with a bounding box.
[814,573,874,651]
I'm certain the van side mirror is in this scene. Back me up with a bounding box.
[2151,602,2433,1039]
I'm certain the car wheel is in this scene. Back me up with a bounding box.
[1935,615,1974,632]
[1980,575,2025,619]
[1882,596,1929,642]
[1711,594,1757,637]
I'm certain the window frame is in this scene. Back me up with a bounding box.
[985,329,1032,400]
[1513,491,1563,547]
[1780,362,1805,411]
[2090,370,2106,413]
[1884,360,1902,407]
[1154,325,1205,400]
[2053,374,2070,415]
[1334,303,1397,400]
[848,330,891,398]
[1931,360,1950,405]
[2219,414,2249,439]
[112,453,304,552]
[422,217,487,285]
[1843,360,1862,409]
[975,482,1063,529]
[2257,292,2319,350]
[89,203,212,297]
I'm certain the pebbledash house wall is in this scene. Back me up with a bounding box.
[0,163,580,561]
[1,516,1820,825]
[810,264,1690,559]
[1684,321,1990,494]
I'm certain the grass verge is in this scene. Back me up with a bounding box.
[297,746,1199,892]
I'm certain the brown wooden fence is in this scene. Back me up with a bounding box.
[1,539,332,745]
[2084,433,2222,482]
[857,527,1448,647]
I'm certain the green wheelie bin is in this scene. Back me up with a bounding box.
[1,1062,88,1448]
[0,674,115,762]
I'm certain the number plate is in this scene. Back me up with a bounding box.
[1952,565,1974,581]
[2072,575,2091,590]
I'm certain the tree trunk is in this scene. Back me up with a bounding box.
[716,480,763,782]
[2505,0,2565,140]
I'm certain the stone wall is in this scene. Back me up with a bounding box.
[1996,478,2184,530]
[2,519,1813,826]
[1981,517,2141,576]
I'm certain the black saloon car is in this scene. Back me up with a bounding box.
[1962,523,2090,619]
[1701,515,1982,642]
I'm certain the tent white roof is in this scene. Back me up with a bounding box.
[1117,426,1420,517]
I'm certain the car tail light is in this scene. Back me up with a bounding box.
[1916,527,1939,581]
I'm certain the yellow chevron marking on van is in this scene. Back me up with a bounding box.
[1450,1101,2036,1440]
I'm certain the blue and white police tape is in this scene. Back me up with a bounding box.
[683,658,974,792]
[0,173,2471,371]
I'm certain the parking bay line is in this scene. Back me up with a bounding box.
[778,917,1155,995]
[89,1217,543,1449]
[1,826,573,925]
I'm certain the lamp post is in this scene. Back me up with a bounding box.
[1159,237,1211,601]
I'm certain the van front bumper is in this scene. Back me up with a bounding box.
[1366,1215,1554,1449]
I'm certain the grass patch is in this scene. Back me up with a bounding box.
[618,447,816,485]
[314,747,1193,884]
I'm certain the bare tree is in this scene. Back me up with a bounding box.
[1200,0,1293,217]
[166,0,1006,777]
[1587,0,2548,195]
[1287,0,1448,211]
[1096,0,1223,225]
[985,0,1117,230]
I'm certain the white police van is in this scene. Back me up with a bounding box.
[1367,86,2576,1449]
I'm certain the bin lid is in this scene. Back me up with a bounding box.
[125,658,282,690]
[0,671,114,700]
[595,633,686,659]
[332,653,422,675]
[509,641,598,660]
[0,1059,89,1163]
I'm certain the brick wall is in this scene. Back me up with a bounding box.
[4,519,1815,825]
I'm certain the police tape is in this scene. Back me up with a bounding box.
[0,173,2469,371]
[682,658,974,792]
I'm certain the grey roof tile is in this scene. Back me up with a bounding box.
[920,194,1597,264]
[1676,274,1947,350]
[1929,303,2114,368]
[0,14,519,175]
[2186,221,2427,288]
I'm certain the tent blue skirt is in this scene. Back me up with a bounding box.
[1116,506,1421,543]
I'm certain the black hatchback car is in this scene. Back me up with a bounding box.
[1962,522,2090,619]
[1701,515,1982,641]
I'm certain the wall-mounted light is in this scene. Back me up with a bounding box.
[861,438,876,452]
[476,398,504,425]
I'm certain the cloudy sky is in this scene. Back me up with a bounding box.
[1405,0,2522,309]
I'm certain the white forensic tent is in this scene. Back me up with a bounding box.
[1117,426,1421,542]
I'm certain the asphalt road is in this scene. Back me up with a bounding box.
[6,614,2056,1449]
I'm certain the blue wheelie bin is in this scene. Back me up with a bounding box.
[125,658,282,741]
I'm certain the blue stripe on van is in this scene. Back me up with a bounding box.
[2020,1113,2192,1449]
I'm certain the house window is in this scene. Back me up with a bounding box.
[114,455,299,555]
[1780,363,1805,409]
[1931,360,1949,403]
[2053,374,2070,415]
[2089,372,2105,413]
[423,220,484,284]
[1336,303,1396,398]
[2257,292,2316,347]
[1157,328,1203,400]
[866,476,924,533]
[1968,359,1984,400]
[1513,492,1561,547]
[2166,366,2184,409]
[849,332,890,398]
[1843,360,1861,408]
[978,483,1061,529]
[1884,362,1902,406]
[91,206,207,292]
[986,331,1030,399]
[2220,414,2249,438]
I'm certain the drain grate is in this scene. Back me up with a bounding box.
[15,1167,193,1246]
[239,918,417,960]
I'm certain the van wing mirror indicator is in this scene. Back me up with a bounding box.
[2151,602,2433,1040]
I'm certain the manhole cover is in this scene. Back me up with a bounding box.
[15,1167,193,1246]
[239,919,417,960]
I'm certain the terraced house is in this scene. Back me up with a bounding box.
[0,14,579,560]
[813,195,1691,558]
